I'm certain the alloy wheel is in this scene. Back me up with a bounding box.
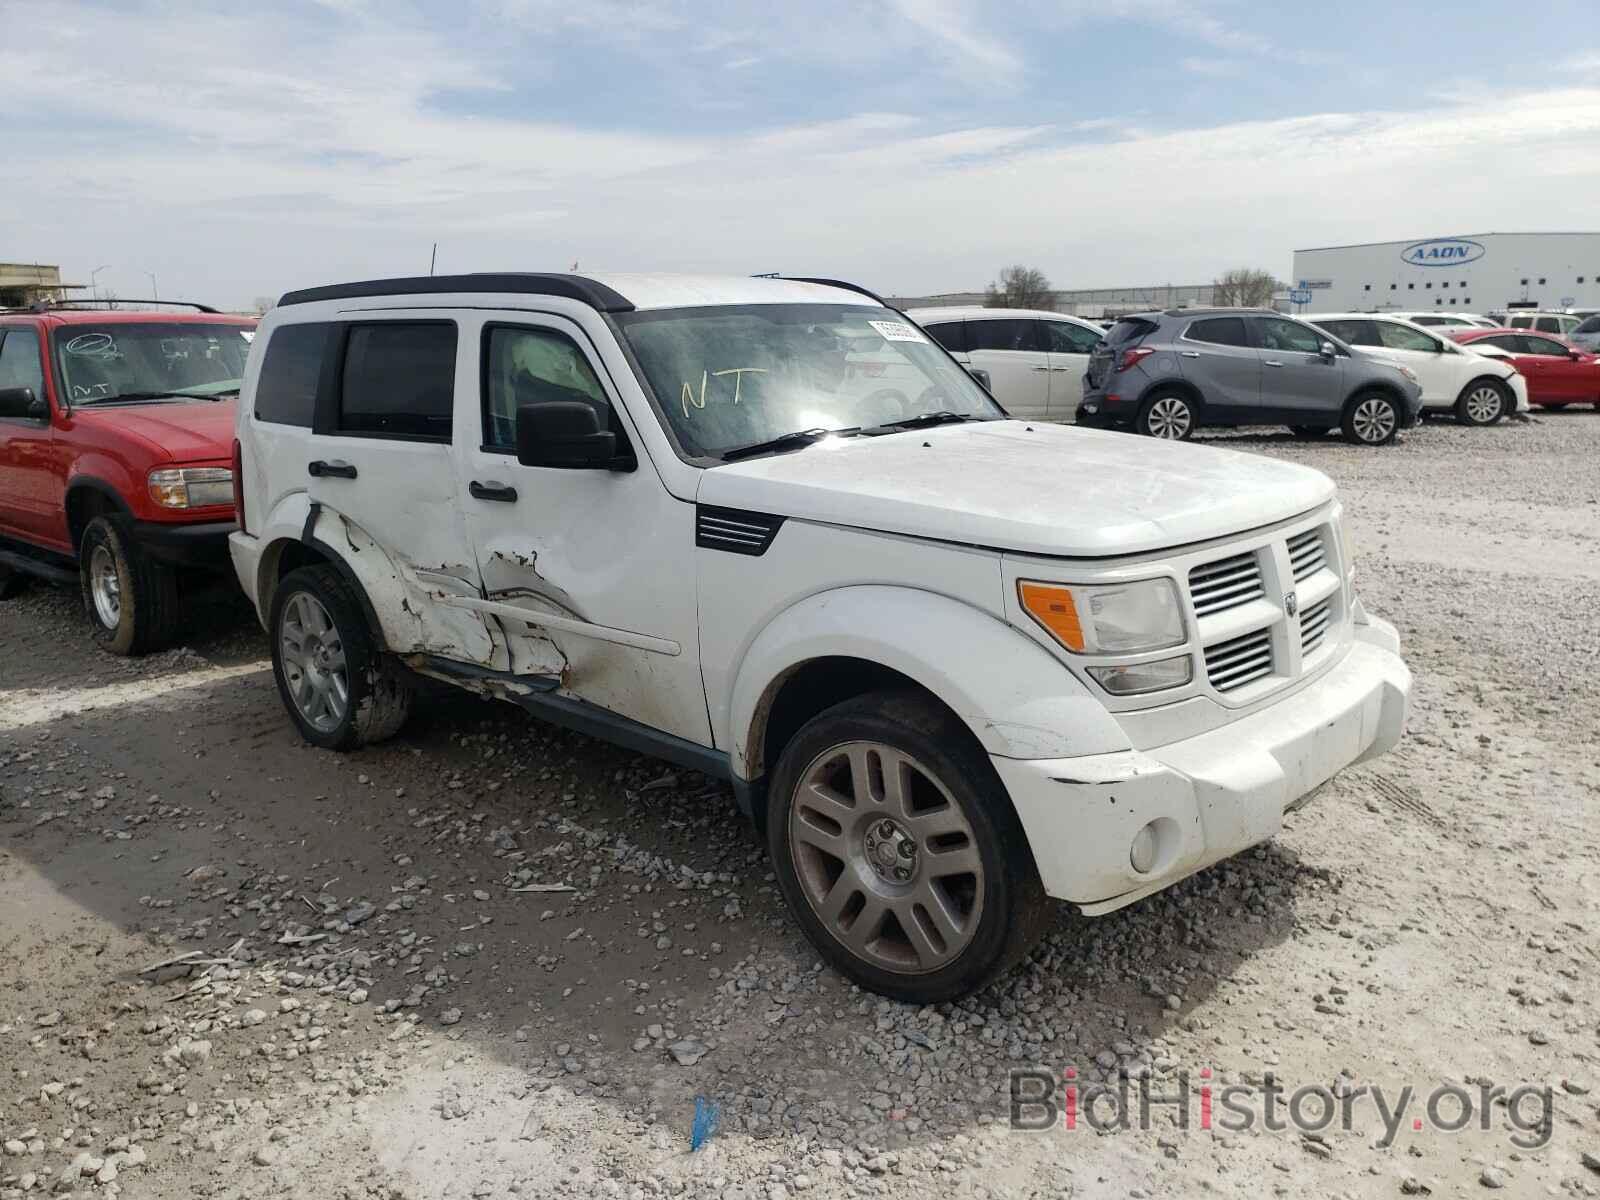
[279,591,350,733]
[89,544,121,629]
[788,741,984,975]
[1352,397,1397,443]
[1463,385,1503,424]
[1146,396,1192,438]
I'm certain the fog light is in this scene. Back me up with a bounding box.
[1130,823,1158,874]
[1087,655,1192,695]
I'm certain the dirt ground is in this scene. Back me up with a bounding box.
[2,413,1597,1200]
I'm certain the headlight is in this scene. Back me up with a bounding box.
[148,467,233,509]
[1018,578,1185,655]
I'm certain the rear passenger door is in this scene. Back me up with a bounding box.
[963,318,1050,419]
[1175,315,1259,414]
[1041,319,1101,421]
[297,315,492,657]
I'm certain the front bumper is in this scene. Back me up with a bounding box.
[131,518,237,568]
[991,618,1410,912]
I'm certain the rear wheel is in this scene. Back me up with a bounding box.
[1455,378,1508,426]
[766,690,1053,1004]
[270,565,413,751]
[1289,425,1332,439]
[1136,390,1197,440]
[1341,391,1400,446]
[78,515,179,655]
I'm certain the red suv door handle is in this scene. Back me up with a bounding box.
[308,460,357,479]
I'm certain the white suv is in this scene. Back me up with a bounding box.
[1308,312,1528,424]
[904,307,1104,422]
[230,273,1411,1003]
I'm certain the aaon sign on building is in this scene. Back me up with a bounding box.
[1400,238,1486,267]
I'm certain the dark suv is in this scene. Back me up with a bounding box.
[1079,308,1424,445]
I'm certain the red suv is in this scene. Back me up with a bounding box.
[0,304,256,653]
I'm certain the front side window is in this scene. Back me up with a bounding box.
[255,322,330,427]
[338,322,456,440]
[1375,322,1439,352]
[483,326,610,450]
[1258,318,1323,354]
[1044,320,1101,354]
[53,323,252,405]
[615,304,1001,458]
[1185,316,1250,347]
[965,319,1043,353]
[1574,316,1600,334]
[0,328,46,398]
[1523,335,1569,357]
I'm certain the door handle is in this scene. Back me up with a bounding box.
[1179,351,1201,358]
[1031,365,1051,372]
[308,460,357,479]
[1050,366,1074,371]
[1263,360,1284,367]
[468,480,518,503]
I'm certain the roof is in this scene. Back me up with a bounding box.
[0,309,256,327]
[903,306,1101,326]
[1295,231,1600,253]
[278,272,881,313]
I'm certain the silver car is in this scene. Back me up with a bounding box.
[1568,314,1600,353]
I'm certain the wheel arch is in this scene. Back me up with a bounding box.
[1138,377,1205,411]
[64,478,132,552]
[259,534,384,644]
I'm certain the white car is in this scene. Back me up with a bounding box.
[1381,311,1498,330]
[1308,312,1528,425]
[904,306,1103,422]
[230,272,1410,1003]
[1496,311,1585,337]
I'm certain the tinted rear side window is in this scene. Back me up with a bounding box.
[921,321,967,353]
[966,319,1042,352]
[1185,317,1249,347]
[1104,318,1158,345]
[1576,316,1600,333]
[338,322,457,440]
[254,322,330,426]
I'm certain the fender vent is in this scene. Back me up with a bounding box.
[696,506,784,556]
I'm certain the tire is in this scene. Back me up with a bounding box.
[766,689,1054,1004]
[0,563,28,600]
[1455,378,1509,426]
[270,564,413,751]
[1135,389,1197,440]
[1289,425,1332,439]
[78,515,179,655]
[1340,390,1401,446]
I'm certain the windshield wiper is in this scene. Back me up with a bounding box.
[873,411,981,432]
[720,427,861,462]
[77,390,204,405]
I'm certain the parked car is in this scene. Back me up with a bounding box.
[1383,311,1497,331]
[1306,312,1527,425]
[1568,314,1600,353]
[1497,311,1584,337]
[0,304,254,652]
[905,307,1103,422]
[1079,308,1424,445]
[1449,328,1600,411]
[230,272,1411,1003]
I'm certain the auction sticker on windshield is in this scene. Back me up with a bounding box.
[867,319,928,343]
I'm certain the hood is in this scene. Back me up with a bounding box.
[697,420,1335,557]
[71,399,237,463]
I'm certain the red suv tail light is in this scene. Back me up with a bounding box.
[1117,347,1155,373]
[231,438,245,531]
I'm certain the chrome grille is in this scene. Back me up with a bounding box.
[1204,627,1274,692]
[1188,551,1265,617]
[1287,527,1327,581]
[1300,598,1333,655]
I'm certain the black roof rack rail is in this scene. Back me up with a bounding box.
[27,298,221,314]
[277,273,635,312]
[786,277,889,307]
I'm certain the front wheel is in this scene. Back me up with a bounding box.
[78,515,178,655]
[1455,378,1509,426]
[766,691,1053,1003]
[1136,390,1197,439]
[270,565,413,751]
[1341,391,1401,446]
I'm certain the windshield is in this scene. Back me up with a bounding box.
[614,304,1003,458]
[54,323,254,404]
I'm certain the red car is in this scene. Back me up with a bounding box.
[0,304,255,653]
[1449,328,1600,412]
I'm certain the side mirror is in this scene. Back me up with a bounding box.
[1570,350,1584,361]
[0,386,45,420]
[966,366,993,391]
[1318,340,1337,360]
[515,401,623,469]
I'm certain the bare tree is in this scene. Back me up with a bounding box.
[985,265,1054,310]
[253,296,276,315]
[1212,268,1279,308]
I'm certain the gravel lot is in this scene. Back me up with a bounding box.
[2,413,1597,1200]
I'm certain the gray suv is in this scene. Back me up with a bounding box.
[1079,308,1425,445]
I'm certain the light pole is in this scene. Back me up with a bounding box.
[145,272,159,302]
[90,265,110,300]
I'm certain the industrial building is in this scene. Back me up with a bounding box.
[0,262,80,308]
[1291,232,1600,315]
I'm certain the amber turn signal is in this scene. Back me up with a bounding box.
[1018,581,1085,652]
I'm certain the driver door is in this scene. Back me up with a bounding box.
[454,313,710,746]
[1254,316,1344,415]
